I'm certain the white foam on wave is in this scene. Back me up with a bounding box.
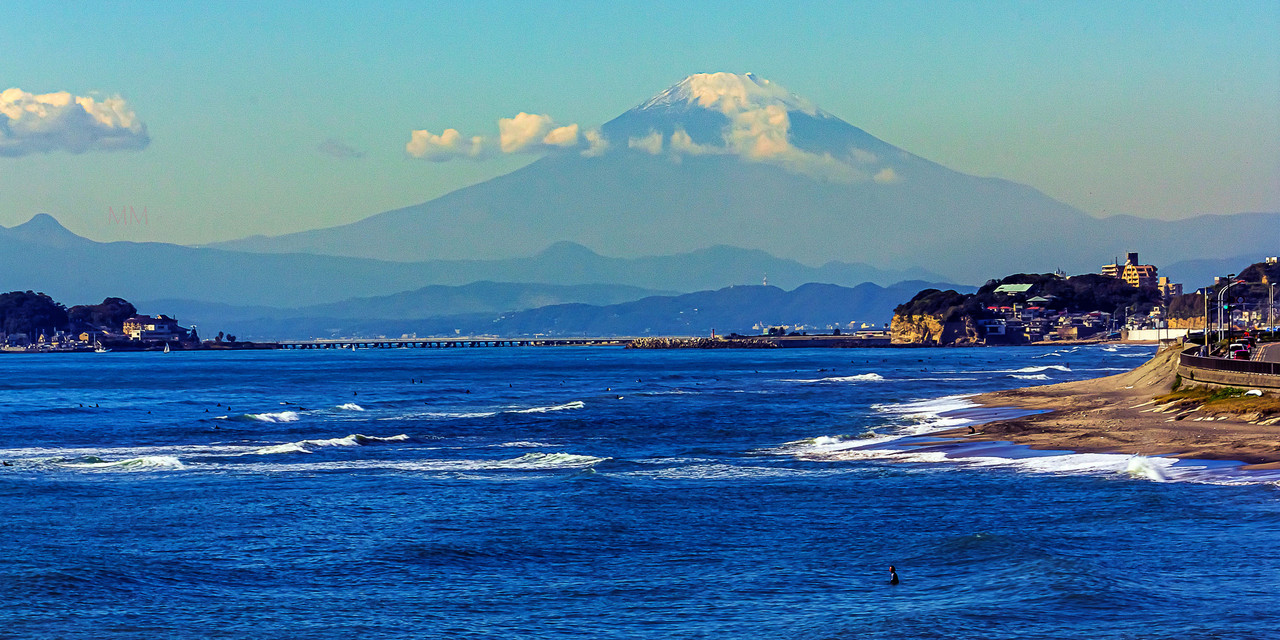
[223,451,609,476]
[965,365,1071,374]
[880,395,980,415]
[377,410,498,421]
[787,445,1199,483]
[783,373,885,383]
[511,401,586,414]
[58,455,186,471]
[772,432,907,457]
[1031,352,1064,358]
[247,433,410,455]
[335,403,365,411]
[500,452,606,468]
[1010,365,1071,373]
[489,441,558,448]
[1009,374,1051,381]
[244,411,300,423]
[617,462,849,481]
[767,395,984,460]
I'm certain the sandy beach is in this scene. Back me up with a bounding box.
[940,345,1280,468]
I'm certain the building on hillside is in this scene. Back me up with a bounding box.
[1157,276,1182,299]
[1101,252,1162,290]
[993,283,1034,296]
[123,315,185,341]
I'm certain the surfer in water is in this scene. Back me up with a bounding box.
[889,566,899,585]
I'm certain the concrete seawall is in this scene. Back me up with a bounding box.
[1178,346,1280,390]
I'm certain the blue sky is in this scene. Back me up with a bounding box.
[1,1,1277,245]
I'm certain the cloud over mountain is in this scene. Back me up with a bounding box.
[406,112,602,161]
[403,73,887,182]
[0,88,150,157]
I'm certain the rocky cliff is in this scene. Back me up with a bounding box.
[1168,317,1207,330]
[890,314,982,346]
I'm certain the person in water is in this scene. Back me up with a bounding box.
[889,566,899,585]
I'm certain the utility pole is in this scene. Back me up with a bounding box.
[1203,290,1210,353]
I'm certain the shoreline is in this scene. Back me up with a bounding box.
[933,346,1280,468]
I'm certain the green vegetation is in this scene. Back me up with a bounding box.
[0,292,143,339]
[1154,385,1280,417]
[68,298,137,332]
[895,272,1160,321]
[0,291,69,338]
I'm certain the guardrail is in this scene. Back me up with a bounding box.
[1180,349,1280,376]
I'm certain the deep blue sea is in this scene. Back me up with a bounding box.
[3,343,1279,639]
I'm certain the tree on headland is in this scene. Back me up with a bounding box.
[0,291,69,338]
[68,297,137,332]
[896,273,1161,321]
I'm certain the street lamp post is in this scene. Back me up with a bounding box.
[1263,282,1278,337]
[1216,279,1246,346]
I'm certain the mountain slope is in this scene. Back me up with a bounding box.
[188,280,970,341]
[0,214,939,307]
[210,72,1278,284]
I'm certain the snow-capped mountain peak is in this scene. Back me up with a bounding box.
[637,72,825,118]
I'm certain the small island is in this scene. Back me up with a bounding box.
[0,291,269,352]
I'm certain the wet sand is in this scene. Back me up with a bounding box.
[938,346,1280,468]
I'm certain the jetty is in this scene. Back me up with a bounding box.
[277,337,629,350]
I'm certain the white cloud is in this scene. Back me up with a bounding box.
[408,112,600,161]
[669,129,717,155]
[851,148,879,164]
[542,123,579,147]
[0,88,149,157]
[628,131,663,155]
[499,112,556,153]
[873,167,900,183]
[581,129,608,157]
[405,128,489,161]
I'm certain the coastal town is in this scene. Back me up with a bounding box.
[1,253,1276,354]
[0,293,261,352]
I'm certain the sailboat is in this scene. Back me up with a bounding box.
[163,342,170,353]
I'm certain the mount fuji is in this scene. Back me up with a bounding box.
[215,73,1278,284]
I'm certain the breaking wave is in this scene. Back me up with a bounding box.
[510,401,586,414]
[784,373,885,383]
[499,452,607,468]
[248,433,410,455]
[1010,365,1070,373]
[56,455,186,471]
[235,411,300,423]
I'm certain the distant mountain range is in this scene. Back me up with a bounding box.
[0,214,945,309]
[208,72,1280,284]
[170,280,969,341]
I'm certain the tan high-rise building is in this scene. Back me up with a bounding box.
[1101,252,1159,289]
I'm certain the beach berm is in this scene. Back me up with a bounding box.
[948,345,1280,467]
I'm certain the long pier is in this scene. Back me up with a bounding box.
[277,337,631,350]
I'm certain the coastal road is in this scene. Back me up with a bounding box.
[1257,343,1280,363]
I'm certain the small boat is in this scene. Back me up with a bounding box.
[163,343,170,353]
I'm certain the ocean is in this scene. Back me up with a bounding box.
[2,344,1278,639]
